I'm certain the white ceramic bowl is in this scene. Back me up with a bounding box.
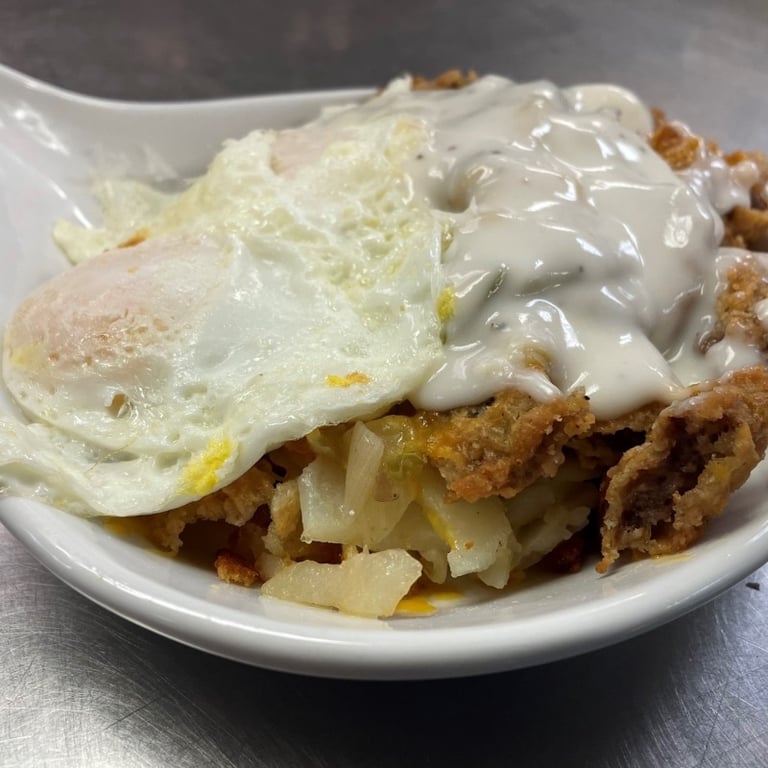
[1,65,767,680]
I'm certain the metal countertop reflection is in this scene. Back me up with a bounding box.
[2,1,768,766]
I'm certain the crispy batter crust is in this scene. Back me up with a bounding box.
[649,113,706,170]
[145,447,338,570]
[724,206,768,251]
[419,389,595,502]
[411,69,478,90]
[214,550,260,586]
[712,258,768,354]
[597,366,768,571]
[567,403,663,472]
[144,460,276,553]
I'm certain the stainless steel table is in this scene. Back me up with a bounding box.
[2,2,768,766]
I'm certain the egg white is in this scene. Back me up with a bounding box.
[0,115,444,516]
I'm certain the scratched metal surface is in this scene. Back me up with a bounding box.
[1,1,768,766]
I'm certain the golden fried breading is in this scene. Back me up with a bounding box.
[649,116,703,170]
[567,403,663,471]
[267,479,301,542]
[144,460,277,553]
[214,549,259,586]
[724,206,768,251]
[712,257,768,353]
[420,389,595,502]
[412,69,478,90]
[597,366,768,572]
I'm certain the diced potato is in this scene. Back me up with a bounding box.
[515,504,591,570]
[374,503,450,583]
[505,464,596,570]
[418,468,514,581]
[261,548,422,618]
[478,544,516,589]
[299,454,411,547]
[298,456,347,542]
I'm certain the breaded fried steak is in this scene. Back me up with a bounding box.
[3,72,768,618]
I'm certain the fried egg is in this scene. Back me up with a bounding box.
[0,115,444,516]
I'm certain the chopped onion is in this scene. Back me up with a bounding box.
[374,503,449,582]
[298,455,347,543]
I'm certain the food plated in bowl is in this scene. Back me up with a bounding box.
[1,65,768,677]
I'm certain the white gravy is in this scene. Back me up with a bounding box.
[307,76,761,418]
